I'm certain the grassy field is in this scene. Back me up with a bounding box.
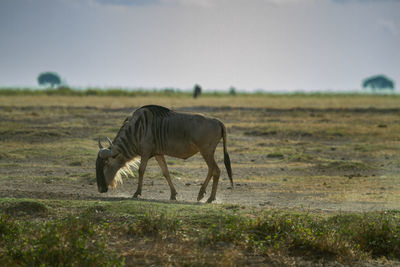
[1,198,400,266]
[1,92,400,265]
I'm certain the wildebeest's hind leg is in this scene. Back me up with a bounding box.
[197,168,212,201]
[133,155,149,199]
[207,159,220,203]
[198,150,220,203]
[155,155,177,200]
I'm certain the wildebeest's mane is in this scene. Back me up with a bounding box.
[112,105,171,147]
[139,105,172,118]
[112,115,131,143]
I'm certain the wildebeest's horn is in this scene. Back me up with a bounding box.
[106,137,113,147]
[98,139,103,149]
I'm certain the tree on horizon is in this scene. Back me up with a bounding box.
[362,75,395,91]
[37,72,62,88]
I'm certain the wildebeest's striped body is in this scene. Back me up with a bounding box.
[113,106,221,159]
[96,105,233,203]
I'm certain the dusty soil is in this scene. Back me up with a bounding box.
[1,100,399,213]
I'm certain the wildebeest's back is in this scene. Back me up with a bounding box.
[125,106,222,159]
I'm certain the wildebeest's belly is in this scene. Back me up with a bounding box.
[163,141,199,159]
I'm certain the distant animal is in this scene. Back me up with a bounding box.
[193,84,202,98]
[96,105,233,203]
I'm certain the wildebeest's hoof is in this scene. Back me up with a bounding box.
[197,189,206,201]
[206,197,215,203]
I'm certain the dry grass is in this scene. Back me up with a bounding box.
[1,94,400,209]
[1,93,400,109]
[1,93,400,265]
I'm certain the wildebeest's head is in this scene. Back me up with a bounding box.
[96,138,124,193]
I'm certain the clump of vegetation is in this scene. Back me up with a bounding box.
[205,211,400,263]
[1,200,400,265]
[0,211,124,266]
[4,201,48,216]
[267,152,285,159]
[127,210,182,238]
[316,160,373,172]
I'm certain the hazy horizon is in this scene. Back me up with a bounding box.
[1,0,399,92]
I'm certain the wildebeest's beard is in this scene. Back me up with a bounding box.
[96,155,108,193]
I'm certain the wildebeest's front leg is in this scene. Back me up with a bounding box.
[155,155,177,200]
[133,155,149,198]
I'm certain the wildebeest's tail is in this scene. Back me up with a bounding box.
[220,121,233,187]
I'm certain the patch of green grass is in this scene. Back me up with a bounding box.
[206,210,400,262]
[1,199,399,265]
[267,152,285,159]
[316,160,375,172]
[0,210,124,266]
[126,209,182,238]
[287,151,316,162]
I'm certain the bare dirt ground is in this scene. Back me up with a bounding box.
[1,96,400,213]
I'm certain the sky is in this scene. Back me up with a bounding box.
[0,0,399,92]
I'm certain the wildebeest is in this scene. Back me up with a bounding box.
[96,105,233,203]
